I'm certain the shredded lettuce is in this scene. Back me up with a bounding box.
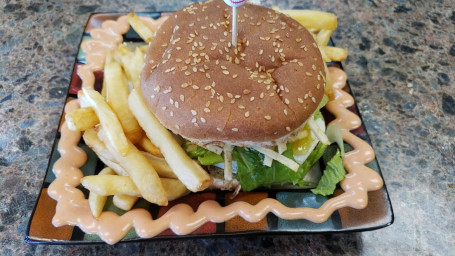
[311,148,346,196]
[316,94,329,113]
[233,143,327,191]
[183,142,224,166]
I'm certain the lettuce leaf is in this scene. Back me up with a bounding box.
[233,143,327,191]
[183,142,224,166]
[311,149,346,196]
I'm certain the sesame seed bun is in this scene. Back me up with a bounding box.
[141,0,325,147]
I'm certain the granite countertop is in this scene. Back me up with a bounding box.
[0,0,453,255]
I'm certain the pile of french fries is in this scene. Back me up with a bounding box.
[67,13,211,218]
[66,10,348,219]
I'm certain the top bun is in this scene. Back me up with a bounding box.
[141,0,326,147]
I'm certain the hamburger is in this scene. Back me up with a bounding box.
[140,0,334,192]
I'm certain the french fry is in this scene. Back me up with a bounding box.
[137,136,163,157]
[81,175,139,196]
[127,13,154,43]
[128,89,212,192]
[319,47,332,63]
[142,152,177,179]
[161,178,190,201]
[138,44,149,55]
[84,128,176,178]
[104,51,142,144]
[82,88,130,156]
[114,45,145,90]
[88,167,115,218]
[113,195,138,211]
[319,46,348,62]
[279,9,338,32]
[66,107,99,131]
[83,128,129,176]
[316,29,333,46]
[81,175,189,201]
[98,128,168,206]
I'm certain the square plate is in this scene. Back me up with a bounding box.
[25,12,393,245]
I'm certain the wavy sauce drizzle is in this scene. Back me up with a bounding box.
[78,15,168,89]
[49,16,383,245]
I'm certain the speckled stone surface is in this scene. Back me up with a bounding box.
[0,0,454,255]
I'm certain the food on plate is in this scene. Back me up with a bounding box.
[61,0,358,235]
[104,51,142,144]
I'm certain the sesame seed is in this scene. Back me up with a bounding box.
[192,85,199,90]
[175,102,179,108]
[284,98,290,104]
[243,89,251,95]
[170,111,174,117]
[264,115,271,120]
[306,72,312,76]
[232,128,239,132]
[185,71,191,76]
[284,109,288,115]
[312,97,316,103]
[286,126,291,131]
[298,98,304,103]
[201,117,206,123]
[204,108,210,113]
[162,106,167,110]
[222,70,229,75]
[217,128,223,132]
[312,64,317,71]
[191,110,197,115]
[232,74,238,78]
[245,111,250,117]
[238,105,245,109]
[180,95,185,101]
